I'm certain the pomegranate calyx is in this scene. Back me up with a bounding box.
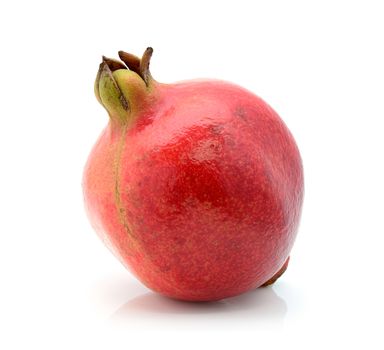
[95,60,130,123]
[118,47,153,85]
[95,48,156,125]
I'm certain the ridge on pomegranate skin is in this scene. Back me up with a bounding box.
[83,48,304,302]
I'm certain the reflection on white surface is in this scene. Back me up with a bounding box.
[108,283,288,331]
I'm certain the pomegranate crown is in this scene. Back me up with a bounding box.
[95,48,155,123]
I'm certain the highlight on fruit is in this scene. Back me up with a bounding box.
[83,47,304,302]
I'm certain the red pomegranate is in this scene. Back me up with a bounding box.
[83,48,304,301]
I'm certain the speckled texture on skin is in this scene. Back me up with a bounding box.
[83,79,304,302]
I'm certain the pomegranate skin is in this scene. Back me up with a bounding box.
[84,53,303,301]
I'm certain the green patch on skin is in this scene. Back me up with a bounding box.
[113,124,136,241]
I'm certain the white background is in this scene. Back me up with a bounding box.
[1,0,383,348]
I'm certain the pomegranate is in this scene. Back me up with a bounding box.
[83,48,304,301]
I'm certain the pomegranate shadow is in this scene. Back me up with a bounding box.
[110,285,288,330]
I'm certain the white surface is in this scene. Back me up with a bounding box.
[0,0,383,348]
